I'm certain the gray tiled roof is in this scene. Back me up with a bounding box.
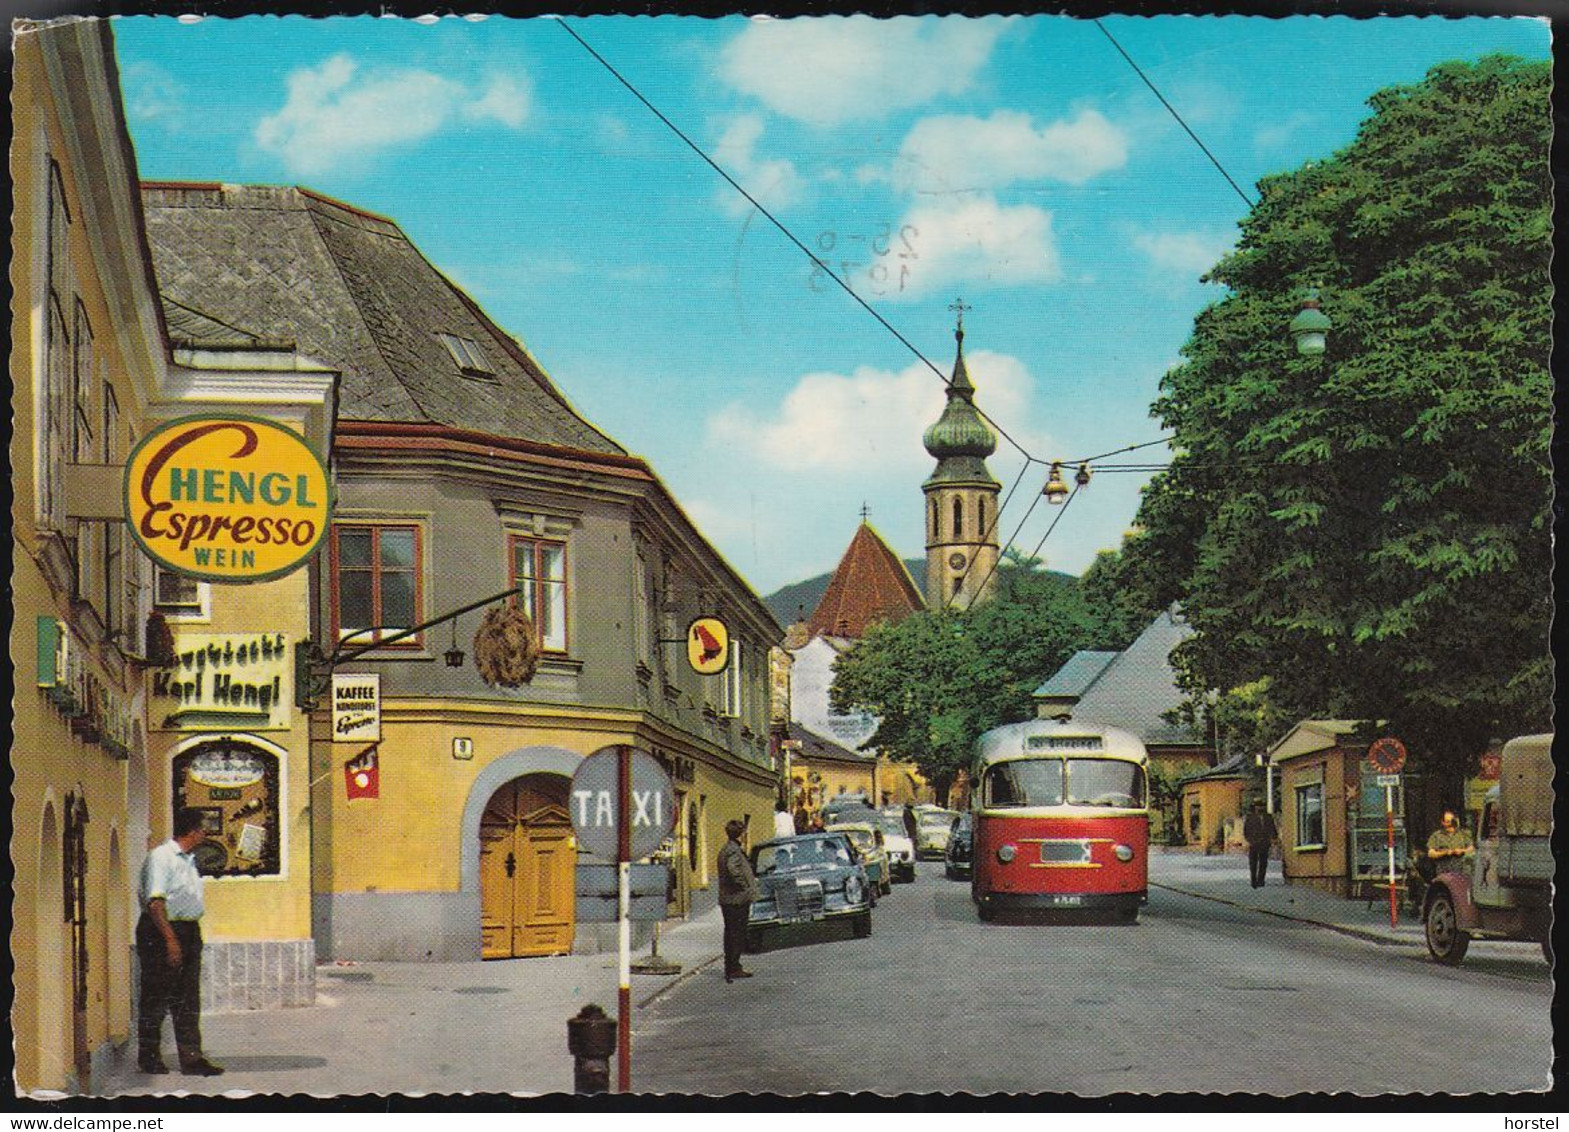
[1032,650,1119,699]
[788,721,876,765]
[140,183,623,452]
[1066,609,1202,747]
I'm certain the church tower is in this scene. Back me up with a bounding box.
[922,305,1000,611]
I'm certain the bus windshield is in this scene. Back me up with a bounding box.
[984,760,1064,807]
[983,758,1145,809]
[1065,759,1145,808]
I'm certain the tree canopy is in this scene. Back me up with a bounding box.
[829,562,1095,801]
[1123,55,1552,777]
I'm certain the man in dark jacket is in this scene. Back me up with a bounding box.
[1243,800,1278,888]
[717,819,758,982]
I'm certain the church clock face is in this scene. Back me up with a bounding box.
[948,551,968,570]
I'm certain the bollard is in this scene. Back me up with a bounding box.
[566,1004,617,1093]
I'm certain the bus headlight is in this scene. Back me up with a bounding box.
[1113,843,1135,863]
[997,843,1017,864]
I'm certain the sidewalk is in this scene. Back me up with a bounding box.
[101,906,724,1098]
[1149,846,1428,947]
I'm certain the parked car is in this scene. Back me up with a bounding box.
[915,808,959,858]
[875,814,917,882]
[828,822,891,895]
[944,812,973,880]
[746,833,873,951]
[1424,733,1553,965]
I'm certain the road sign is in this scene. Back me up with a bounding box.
[575,864,670,923]
[686,617,729,675]
[1375,773,1401,788]
[1367,736,1407,774]
[569,745,676,861]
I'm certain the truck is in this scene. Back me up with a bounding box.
[1423,733,1554,965]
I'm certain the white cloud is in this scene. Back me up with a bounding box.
[891,195,1062,300]
[1131,229,1235,277]
[718,16,1007,127]
[255,54,532,176]
[707,349,1046,474]
[712,115,804,218]
[122,61,185,124]
[893,109,1128,194]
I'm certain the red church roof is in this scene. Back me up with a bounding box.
[806,523,925,639]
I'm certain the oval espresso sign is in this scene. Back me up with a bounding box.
[125,415,331,583]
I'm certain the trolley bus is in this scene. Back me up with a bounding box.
[970,719,1150,922]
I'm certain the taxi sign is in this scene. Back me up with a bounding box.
[569,745,676,861]
[686,616,730,675]
[125,415,330,583]
[1367,737,1408,774]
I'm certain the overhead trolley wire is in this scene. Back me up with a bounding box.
[1092,19,1257,211]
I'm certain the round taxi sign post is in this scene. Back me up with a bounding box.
[1367,737,1408,928]
[569,745,675,1094]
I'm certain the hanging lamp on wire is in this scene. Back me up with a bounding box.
[1043,462,1070,505]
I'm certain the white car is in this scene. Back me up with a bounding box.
[875,814,917,882]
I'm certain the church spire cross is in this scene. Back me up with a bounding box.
[948,297,972,338]
[860,502,871,522]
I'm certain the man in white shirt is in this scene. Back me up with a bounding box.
[772,801,796,840]
[136,807,223,1076]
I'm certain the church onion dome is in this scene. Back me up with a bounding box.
[922,328,998,460]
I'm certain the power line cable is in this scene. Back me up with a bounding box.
[1092,19,1256,210]
[552,17,1048,469]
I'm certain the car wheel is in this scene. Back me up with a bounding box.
[976,901,995,922]
[881,879,892,896]
[1425,891,1470,965]
[852,912,871,938]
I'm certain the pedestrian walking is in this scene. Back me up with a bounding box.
[717,818,758,983]
[1243,800,1278,889]
[773,800,796,840]
[136,807,224,1076]
[903,802,918,846]
[793,804,810,835]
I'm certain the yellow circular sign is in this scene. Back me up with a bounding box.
[687,616,730,675]
[125,415,331,583]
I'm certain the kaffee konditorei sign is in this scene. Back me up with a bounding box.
[125,415,331,582]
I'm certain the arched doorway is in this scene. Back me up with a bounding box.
[479,775,575,959]
[36,799,68,1090]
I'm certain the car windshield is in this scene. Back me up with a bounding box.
[918,811,954,828]
[755,837,853,874]
[985,760,1065,807]
[835,828,875,849]
[877,817,907,837]
[1065,759,1146,808]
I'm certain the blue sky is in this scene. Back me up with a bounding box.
[113,14,1550,597]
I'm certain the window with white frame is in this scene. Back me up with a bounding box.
[511,536,568,653]
[634,555,651,666]
[153,565,210,619]
[72,300,94,462]
[39,159,71,529]
[720,638,743,718]
[1295,781,1326,850]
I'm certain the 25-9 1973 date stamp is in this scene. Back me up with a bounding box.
[809,224,920,295]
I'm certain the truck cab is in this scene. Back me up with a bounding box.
[1424,733,1554,965]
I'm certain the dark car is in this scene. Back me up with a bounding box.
[944,812,973,880]
[745,833,874,952]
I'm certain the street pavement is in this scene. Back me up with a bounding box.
[99,848,1553,1098]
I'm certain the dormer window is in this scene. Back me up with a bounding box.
[437,332,495,378]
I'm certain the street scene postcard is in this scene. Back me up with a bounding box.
[8,6,1555,1106]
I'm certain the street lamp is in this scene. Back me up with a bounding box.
[1043,462,1069,505]
[444,617,466,668]
[1289,288,1332,356]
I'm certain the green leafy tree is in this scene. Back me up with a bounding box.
[1128,56,1552,783]
[830,560,1095,802]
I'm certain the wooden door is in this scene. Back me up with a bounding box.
[479,778,575,960]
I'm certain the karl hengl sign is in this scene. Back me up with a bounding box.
[151,632,292,731]
[125,415,331,583]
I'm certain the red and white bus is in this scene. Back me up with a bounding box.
[970,719,1150,922]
